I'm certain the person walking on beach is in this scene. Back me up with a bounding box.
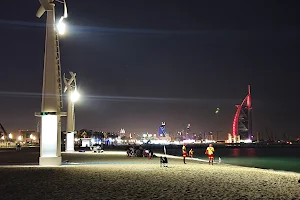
[182,143,187,164]
[205,144,215,165]
[189,148,194,158]
[148,149,153,159]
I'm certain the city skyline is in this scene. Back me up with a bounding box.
[0,1,299,139]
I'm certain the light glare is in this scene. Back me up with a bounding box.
[70,90,80,102]
[57,20,66,35]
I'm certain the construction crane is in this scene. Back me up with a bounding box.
[0,123,9,140]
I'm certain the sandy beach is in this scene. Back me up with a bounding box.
[0,151,300,200]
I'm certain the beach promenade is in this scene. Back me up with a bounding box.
[0,150,299,200]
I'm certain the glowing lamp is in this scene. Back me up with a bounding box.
[70,89,80,102]
[57,19,66,35]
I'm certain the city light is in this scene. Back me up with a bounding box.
[183,139,195,144]
[204,139,216,144]
[240,139,252,143]
[30,134,36,141]
[9,133,13,139]
[1,136,4,140]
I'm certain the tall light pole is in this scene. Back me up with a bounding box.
[35,0,68,166]
[64,71,79,152]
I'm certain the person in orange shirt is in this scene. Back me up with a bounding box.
[205,144,215,165]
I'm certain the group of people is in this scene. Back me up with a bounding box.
[182,143,215,165]
[126,145,153,159]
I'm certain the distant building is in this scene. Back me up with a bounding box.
[158,122,167,137]
[18,130,39,143]
[226,133,232,143]
[208,133,213,141]
[232,85,252,143]
[81,138,92,147]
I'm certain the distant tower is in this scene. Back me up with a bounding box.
[232,85,252,142]
[227,133,232,143]
[247,85,252,140]
[186,124,191,136]
[208,132,213,141]
[159,122,167,137]
[120,129,125,135]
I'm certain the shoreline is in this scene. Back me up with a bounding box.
[1,150,299,176]
[155,152,300,176]
[1,146,300,174]
[2,142,300,149]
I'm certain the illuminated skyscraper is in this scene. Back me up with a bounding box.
[158,122,167,137]
[232,85,252,142]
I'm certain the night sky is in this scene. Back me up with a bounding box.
[0,1,299,139]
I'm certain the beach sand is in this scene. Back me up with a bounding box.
[0,151,299,200]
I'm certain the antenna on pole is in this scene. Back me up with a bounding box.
[247,85,252,108]
[248,85,251,95]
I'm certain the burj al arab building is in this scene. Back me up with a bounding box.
[231,85,252,143]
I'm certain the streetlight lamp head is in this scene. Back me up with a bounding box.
[57,18,66,35]
[57,0,68,35]
[70,89,80,102]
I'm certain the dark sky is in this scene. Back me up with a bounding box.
[0,1,299,139]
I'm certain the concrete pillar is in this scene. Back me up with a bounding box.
[65,89,75,152]
[37,3,65,166]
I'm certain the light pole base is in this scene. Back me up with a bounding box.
[65,132,75,152]
[39,156,62,166]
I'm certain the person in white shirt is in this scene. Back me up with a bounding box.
[182,144,187,164]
